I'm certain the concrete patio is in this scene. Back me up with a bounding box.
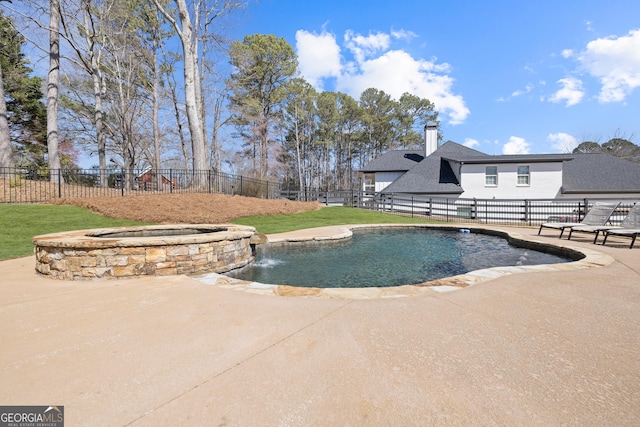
[1,225,639,426]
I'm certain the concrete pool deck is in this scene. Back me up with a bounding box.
[1,225,639,425]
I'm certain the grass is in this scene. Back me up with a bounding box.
[231,206,436,234]
[0,204,150,261]
[0,204,435,261]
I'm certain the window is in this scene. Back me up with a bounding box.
[485,166,497,186]
[364,173,375,193]
[517,165,530,185]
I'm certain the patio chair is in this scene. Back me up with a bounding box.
[537,201,619,239]
[601,203,640,248]
[567,202,640,244]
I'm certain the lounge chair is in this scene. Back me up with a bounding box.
[601,203,640,248]
[537,201,619,239]
[567,203,640,244]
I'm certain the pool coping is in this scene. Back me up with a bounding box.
[194,223,615,299]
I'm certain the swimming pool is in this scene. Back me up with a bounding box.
[226,227,573,288]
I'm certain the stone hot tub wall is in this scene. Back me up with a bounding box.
[33,224,257,280]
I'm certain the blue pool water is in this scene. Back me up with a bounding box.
[227,228,572,288]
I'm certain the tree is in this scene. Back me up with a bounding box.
[572,141,602,154]
[227,33,298,179]
[573,138,640,163]
[0,51,12,169]
[602,138,640,163]
[153,0,243,184]
[154,0,206,178]
[55,0,110,185]
[396,92,437,149]
[0,11,47,168]
[0,6,15,170]
[281,77,317,189]
[130,0,172,189]
[47,0,61,182]
[332,92,361,189]
[359,88,397,160]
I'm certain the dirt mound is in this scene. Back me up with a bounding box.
[49,193,321,224]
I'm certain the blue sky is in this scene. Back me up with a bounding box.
[236,0,640,155]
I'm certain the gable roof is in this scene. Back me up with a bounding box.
[380,141,489,194]
[359,149,424,173]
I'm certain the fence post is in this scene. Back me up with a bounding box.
[446,198,449,222]
[485,200,489,223]
[120,168,125,196]
[57,169,62,198]
[524,199,530,225]
[170,169,173,193]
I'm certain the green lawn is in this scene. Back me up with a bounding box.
[0,204,150,261]
[0,204,435,261]
[231,206,435,234]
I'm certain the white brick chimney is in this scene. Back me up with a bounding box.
[424,123,438,157]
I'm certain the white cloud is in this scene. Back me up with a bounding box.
[344,30,390,63]
[549,77,584,106]
[561,49,573,58]
[502,136,531,155]
[548,132,578,153]
[512,83,533,97]
[295,30,342,88]
[338,50,469,124]
[295,28,470,125]
[463,138,479,149]
[585,20,594,32]
[391,29,417,41]
[577,28,640,103]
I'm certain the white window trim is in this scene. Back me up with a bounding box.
[364,173,375,193]
[485,165,498,187]
[517,165,530,186]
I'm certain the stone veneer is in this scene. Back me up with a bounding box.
[33,224,257,280]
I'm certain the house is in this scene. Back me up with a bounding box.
[360,125,640,200]
[137,168,176,191]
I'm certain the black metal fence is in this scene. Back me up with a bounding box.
[1,167,281,203]
[279,189,638,226]
[3,169,637,227]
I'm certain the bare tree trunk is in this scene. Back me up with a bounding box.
[152,35,162,190]
[92,69,107,186]
[198,20,208,167]
[177,0,207,178]
[169,77,190,171]
[154,0,206,185]
[78,0,108,186]
[0,64,13,170]
[259,119,268,178]
[47,0,62,182]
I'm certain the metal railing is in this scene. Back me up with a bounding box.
[3,170,636,227]
[1,167,281,203]
[278,189,638,226]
